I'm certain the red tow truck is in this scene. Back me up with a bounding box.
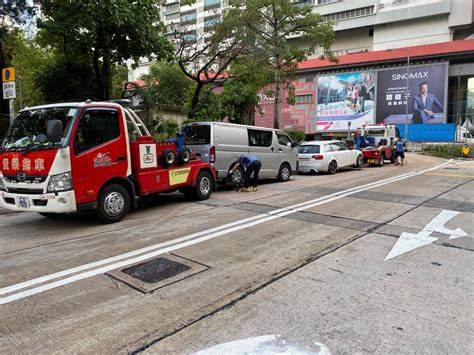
[0,101,215,223]
[357,125,400,167]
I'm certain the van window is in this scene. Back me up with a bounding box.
[248,129,272,147]
[298,145,320,154]
[186,125,210,145]
[75,109,120,154]
[277,132,292,146]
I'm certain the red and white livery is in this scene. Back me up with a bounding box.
[0,101,215,223]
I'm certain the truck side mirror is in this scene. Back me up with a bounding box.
[47,119,64,143]
[290,142,297,148]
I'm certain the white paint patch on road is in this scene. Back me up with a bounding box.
[385,210,468,260]
[0,160,453,304]
[195,335,331,355]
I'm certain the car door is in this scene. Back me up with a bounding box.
[70,107,128,205]
[247,129,276,178]
[329,143,345,167]
[335,142,352,167]
[276,131,296,170]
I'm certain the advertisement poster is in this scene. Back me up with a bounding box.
[376,63,447,125]
[316,71,376,131]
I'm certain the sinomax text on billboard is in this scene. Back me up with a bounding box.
[376,63,447,125]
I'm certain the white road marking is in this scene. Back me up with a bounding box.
[385,210,468,260]
[0,160,452,304]
[195,335,331,355]
[0,169,422,297]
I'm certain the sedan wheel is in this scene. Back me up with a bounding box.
[328,160,338,174]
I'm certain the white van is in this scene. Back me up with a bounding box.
[183,122,298,183]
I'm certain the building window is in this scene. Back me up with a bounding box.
[322,6,374,22]
[165,3,180,15]
[166,12,180,22]
[318,0,340,4]
[295,94,313,104]
[204,15,221,31]
[204,0,221,11]
[180,10,197,25]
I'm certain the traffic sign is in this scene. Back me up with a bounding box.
[2,67,15,82]
[3,81,16,99]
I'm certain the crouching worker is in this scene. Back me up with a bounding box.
[230,154,262,192]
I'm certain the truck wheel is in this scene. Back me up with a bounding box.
[277,163,291,182]
[179,147,192,164]
[378,153,385,167]
[328,160,338,174]
[355,154,364,168]
[390,151,396,164]
[194,171,213,200]
[96,184,130,224]
[160,149,176,168]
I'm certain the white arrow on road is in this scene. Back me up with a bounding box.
[385,210,468,261]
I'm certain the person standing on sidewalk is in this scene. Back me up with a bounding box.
[394,136,406,166]
[230,154,262,192]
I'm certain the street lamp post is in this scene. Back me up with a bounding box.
[456,66,463,141]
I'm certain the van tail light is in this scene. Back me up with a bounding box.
[210,146,216,163]
[312,155,324,160]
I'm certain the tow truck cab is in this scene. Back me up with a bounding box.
[0,102,215,223]
[359,125,400,167]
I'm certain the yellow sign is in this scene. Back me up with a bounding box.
[2,67,15,82]
[462,144,470,157]
[169,167,191,185]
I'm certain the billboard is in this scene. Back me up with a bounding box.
[316,71,376,131]
[376,63,447,125]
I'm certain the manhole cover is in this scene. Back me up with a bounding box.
[122,257,191,283]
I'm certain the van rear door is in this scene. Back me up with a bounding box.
[184,123,212,163]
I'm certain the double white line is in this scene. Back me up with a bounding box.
[0,161,451,305]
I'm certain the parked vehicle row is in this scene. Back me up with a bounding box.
[183,122,298,185]
[298,140,364,174]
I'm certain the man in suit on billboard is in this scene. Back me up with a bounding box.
[412,82,443,124]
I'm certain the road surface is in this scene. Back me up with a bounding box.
[1,154,473,354]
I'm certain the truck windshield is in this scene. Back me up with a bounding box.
[185,125,210,145]
[1,106,78,150]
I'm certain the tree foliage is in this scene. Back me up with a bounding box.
[141,61,192,110]
[9,31,49,111]
[173,6,249,119]
[0,1,37,136]
[38,0,172,100]
[236,0,335,128]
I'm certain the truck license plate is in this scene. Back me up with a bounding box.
[15,196,30,209]
[367,159,375,164]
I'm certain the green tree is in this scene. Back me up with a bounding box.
[219,56,273,124]
[174,6,249,119]
[35,55,98,103]
[238,0,335,128]
[39,0,172,100]
[0,1,37,136]
[183,85,223,122]
[9,31,49,111]
[141,61,192,110]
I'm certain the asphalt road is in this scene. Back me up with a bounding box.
[1,154,473,354]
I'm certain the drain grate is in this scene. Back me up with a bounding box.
[444,167,460,170]
[122,257,191,284]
